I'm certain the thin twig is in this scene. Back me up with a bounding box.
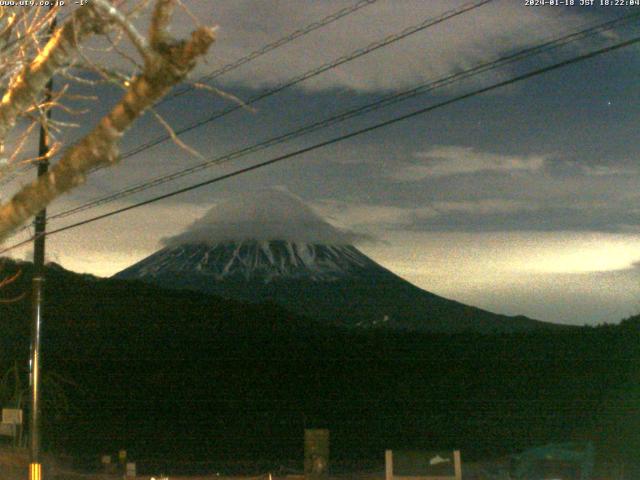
[192,82,257,113]
[6,120,37,165]
[91,0,152,63]
[150,107,204,159]
[175,0,203,28]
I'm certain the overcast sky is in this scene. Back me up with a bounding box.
[3,0,640,326]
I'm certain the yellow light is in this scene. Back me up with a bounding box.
[29,463,42,480]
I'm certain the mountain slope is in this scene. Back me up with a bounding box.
[115,189,565,333]
[115,239,561,333]
[117,241,377,282]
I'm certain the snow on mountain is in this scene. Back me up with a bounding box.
[118,188,377,283]
[115,188,558,333]
[121,240,378,283]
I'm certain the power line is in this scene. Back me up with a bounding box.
[0,0,379,186]
[2,10,634,239]
[3,10,636,241]
[99,0,494,163]
[169,0,380,98]
[2,32,638,256]
[2,0,493,205]
[37,0,493,216]
[45,11,640,222]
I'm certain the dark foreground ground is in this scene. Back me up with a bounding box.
[1,261,639,479]
[0,448,629,480]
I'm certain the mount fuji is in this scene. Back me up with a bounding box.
[115,189,559,333]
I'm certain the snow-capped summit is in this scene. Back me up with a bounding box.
[119,240,377,283]
[115,188,557,333]
[118,189,375,283]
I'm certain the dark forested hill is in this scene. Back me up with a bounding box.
[0,259,638,474]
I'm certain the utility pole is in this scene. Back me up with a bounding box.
[30,7,56,480]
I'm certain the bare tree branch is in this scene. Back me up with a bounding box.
[150,0,176,52]
[0,267,25,303]
[0,5,110,148]
[0,2,215,242]
[91,0,151,63]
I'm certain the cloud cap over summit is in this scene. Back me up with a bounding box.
[162,189,368,246]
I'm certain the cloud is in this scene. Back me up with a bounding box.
[162,188,370,246]
[203,0,592,92]
[4,201,213,277]
[86,0,592,93]
[364,230,640,277]
[581,164,639,177]
[316,150,640,233]
[391,145,546,180]
[315,197,539,234]
[431,198,537,215]
[405,205,640,233]
[314,200,437,230]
